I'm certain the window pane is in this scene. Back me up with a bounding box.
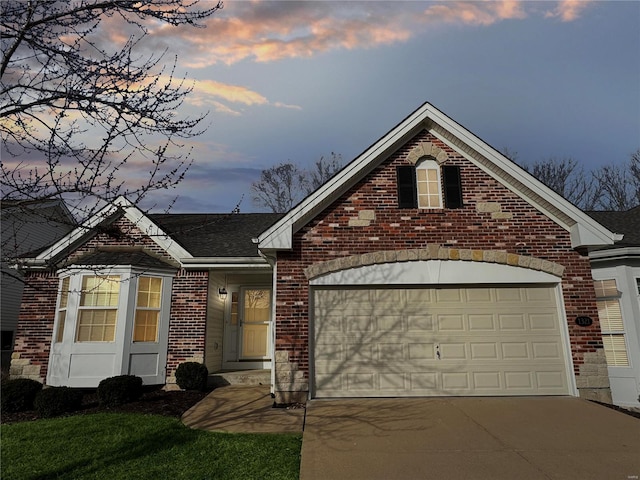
[602,334,629,367]
[76,309,117,342]
[60,277,70,308]
[415,160,441,210]
[230,292,239,325]
[244,289,271,322]
[598,299,623,331]
[80,276,120,307]
[133,310,159,342]
[137,276,162,308]
[56,311,66,343]
[594,279,618,298]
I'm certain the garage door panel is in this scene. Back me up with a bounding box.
[408,343,435,360]
[407,315,434,331]
[438,315,465,331]
[313,286,569,397]
[468,314,495,331]
[529,314,557,330]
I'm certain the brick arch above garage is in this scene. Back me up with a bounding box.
[304,246,566,282]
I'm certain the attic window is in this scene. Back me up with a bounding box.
[396,161,463,209]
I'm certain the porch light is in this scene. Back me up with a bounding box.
[218,287,228,299]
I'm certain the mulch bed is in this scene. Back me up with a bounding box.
[1,386,210,425]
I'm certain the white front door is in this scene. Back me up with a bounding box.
[240,288,271,359]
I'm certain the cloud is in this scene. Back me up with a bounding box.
[143,1,595,69]
[423,0,527,26]
[545,0,594,22]
[151,2,416,66]
[184,78,302,114]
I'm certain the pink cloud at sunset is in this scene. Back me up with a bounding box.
[544,0,594,22]
[145,1,597,68]
[186,78,302,114]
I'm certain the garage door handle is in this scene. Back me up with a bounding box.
[436,345,440,360]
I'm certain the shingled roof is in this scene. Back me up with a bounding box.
[149,213,284,258]
[587,205,640,247]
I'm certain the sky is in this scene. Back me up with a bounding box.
[7,0,640,214]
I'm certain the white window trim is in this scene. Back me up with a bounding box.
[415,157,443,209]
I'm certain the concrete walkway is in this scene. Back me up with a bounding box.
[181,385,305,434]
[300,396,640,480]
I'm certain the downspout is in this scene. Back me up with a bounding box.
[254,238,278,396]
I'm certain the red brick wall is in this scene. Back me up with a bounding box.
[11,272,59,381]
[275,130,602,381]
[166,269,209,379]
[67,216,176,265]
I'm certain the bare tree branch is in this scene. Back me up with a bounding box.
[1,0,222,227]
[251,154,345,213]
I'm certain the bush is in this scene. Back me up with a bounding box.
[175,362,208,391]
[1,378,43,413]
[34,387,83,418]
[97,375,143,407]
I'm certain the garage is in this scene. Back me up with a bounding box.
[312,284,571,397]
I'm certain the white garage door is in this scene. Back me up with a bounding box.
[313,286,569,397]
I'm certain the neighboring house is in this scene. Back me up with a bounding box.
[12,103,623,406]
[588,206,640,408]
[1,199,75,368]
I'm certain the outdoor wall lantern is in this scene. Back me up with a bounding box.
[218,287,228,300]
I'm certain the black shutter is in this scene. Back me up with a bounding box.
[397,166,417,208]
[443,165,463,208]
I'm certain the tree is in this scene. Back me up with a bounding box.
[304,152,344,195]
[592,149,640,211]
[1,0,222,223]
[251,163,306,214]
[252,154,344,213]
[520,157,597,210]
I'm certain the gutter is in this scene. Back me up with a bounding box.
[589,247,640,262]
[179,256,271,269]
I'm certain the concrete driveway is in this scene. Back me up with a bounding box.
[300,397,640,480]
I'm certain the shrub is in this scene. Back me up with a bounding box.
[1,378,43,413]
[34,387,83,418]
[97,375,143,407]
[175,362,208,391]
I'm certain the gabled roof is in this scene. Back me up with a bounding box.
[21,196,282,269]
[258,102,620,251]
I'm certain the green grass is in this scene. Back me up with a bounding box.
[1,413,302,480]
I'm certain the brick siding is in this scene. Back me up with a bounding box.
[274,130,605,400]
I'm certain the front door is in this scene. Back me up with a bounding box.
[240,288,271,360]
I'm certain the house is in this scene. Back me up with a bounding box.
[11,103,622,406]
[587,206,640,408]
[1,199,75,368]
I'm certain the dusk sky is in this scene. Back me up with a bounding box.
[14,1,640,214]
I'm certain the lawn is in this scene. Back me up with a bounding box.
[1,412,302,480]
